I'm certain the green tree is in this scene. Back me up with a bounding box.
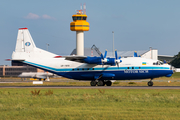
[171,52,180,68]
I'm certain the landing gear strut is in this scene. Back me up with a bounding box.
[147,79,153,86]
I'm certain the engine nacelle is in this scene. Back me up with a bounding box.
[84,57,121,66]
[84,56,102,64]
[105,58,116,66]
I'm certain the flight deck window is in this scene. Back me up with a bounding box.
[72,17,76,21]
[77,17,81,20]
[82,17,87,20]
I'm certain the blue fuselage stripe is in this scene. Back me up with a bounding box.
[23,61,173,80]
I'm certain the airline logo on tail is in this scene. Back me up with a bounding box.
[25,42,31,46]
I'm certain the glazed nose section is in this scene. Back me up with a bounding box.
[170,65,176,73]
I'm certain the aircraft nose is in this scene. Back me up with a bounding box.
[170,65,176,73]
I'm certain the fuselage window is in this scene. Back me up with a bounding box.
[82,68,84,70]
[77,68,79,70]
[139,67,141,69]
[77,17,81,20]
[127,67,129,69]
[132,67,134,69]
[92,68,94,70]
[72,69,74,71]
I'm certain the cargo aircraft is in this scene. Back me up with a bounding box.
[12,28,174,86]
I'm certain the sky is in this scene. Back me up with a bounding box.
[1,0,180,65]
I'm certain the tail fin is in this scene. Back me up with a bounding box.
[15,28,36,52]
[12,28,57,60]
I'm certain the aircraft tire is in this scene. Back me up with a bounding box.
[97,81,104,86]
[106,81,112,86]
[147,81,153,86]
[90,81,97,86]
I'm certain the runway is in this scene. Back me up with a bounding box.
[1,86,180,89]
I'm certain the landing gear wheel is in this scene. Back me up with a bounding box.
[147,81,153,86]
[90,81,97,86]
[97,81,104,86]
[106,81,112,86]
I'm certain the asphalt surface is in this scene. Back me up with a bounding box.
[1,78,180,89]
[0,86,180,89]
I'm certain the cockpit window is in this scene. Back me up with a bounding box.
[160,61,164,65]
[153,61,163,65]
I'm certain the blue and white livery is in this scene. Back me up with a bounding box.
[12,28,174,86]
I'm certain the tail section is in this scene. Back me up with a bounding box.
[15,28,36,52]
[12,28,57,60]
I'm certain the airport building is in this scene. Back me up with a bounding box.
[0,61,44,77]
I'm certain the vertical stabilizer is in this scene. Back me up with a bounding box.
[15,28,36,52]
[12,28,57,60]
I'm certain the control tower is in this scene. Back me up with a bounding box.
[70,5,89,56]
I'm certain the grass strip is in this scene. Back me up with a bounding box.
[0,88,180,119]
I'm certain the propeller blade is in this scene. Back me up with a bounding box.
[134,51,138,57]
[163,60,167,64]
[100,53,104,60]
[116,62,119,68]
[115,49,118,60]
[104,49,107,58]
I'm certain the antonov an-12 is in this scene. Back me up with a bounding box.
[12,28,174,86]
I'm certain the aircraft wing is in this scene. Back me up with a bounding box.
[65,56,87,63]
[36,75,47,79]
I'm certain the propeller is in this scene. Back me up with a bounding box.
[134,51,138,57]
[115,50,122,68]
[163,60,167,64]
[134,51,141,57]
[100,49,108,64]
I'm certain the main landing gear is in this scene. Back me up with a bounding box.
[147,79,153,86]
[90,80,112,86]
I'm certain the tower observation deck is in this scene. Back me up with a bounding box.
[70,5,89,56]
